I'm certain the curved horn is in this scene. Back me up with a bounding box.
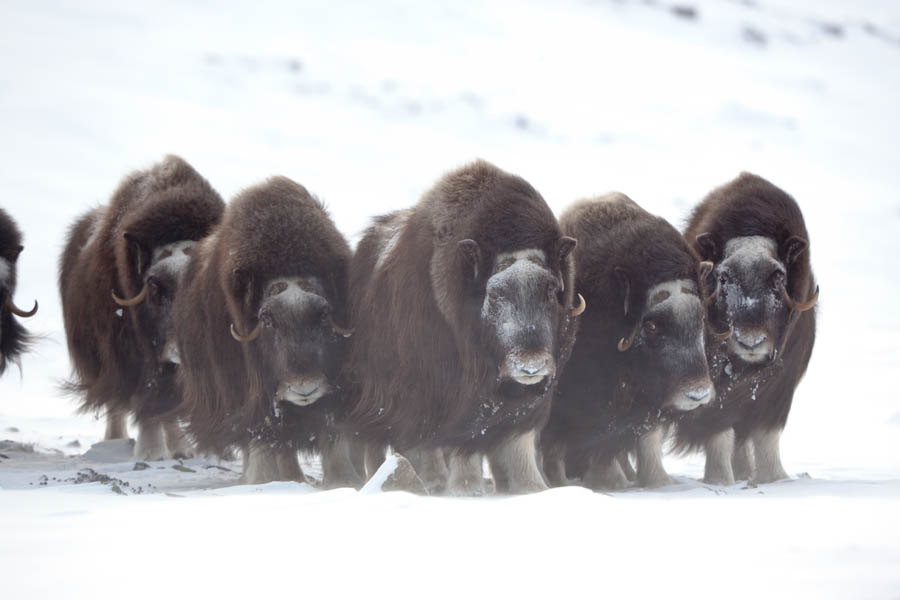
[708,322,733,342]
[698,260,714,281]
[5,297,38,318]
[570,293,586,317]
[782,284,819,312]
[111,283,149,307]
[230,322,261,343]
[617,321,641,352]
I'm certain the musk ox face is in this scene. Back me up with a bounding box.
[477,247,567,387]
[620,278,714,411]
[705,236,795,364]
[235,276,344,408]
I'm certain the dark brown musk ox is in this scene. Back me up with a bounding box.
[674,173,818,485]
[540,193,716,490]
[1,208,38,375]
[59,155,224,459]
[174,176,363,487]
[341,160,584,495]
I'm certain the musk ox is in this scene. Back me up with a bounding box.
[1,208,38,375]
[540,194,715,490]
[59,155,224,458]
[675,173,818,485]
[342,160,583,494]
[174,176,361,487]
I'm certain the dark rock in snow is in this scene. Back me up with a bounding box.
[172,464,196,473]
[670,5,698,21]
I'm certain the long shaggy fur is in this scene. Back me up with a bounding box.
[175,176,352,456]
[0,208,32,375]
[59,155,224,420]
[541,194,706,478]
[675,172,817,450]
[343,160,579,454]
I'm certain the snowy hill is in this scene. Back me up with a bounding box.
[1,1,899,598]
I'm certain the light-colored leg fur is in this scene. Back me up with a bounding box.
[751,428,789,484]
[243,444,281,485]
[637,426,676,488]
[276,447,305,483]
[163,420,193,459]
[404,447,449,494]
[732,436,755,482]
[364,443,386,480]
[704,428,736,486]
[447,452,486,496]
[104,408,128,440]
[321,434,364,489]
[583,454,629,491]
[618,450,637,482]
[133,421,167,461]
[487,431,548,494]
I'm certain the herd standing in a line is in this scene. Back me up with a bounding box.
[1,156,818,494]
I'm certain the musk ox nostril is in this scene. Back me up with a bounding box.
[521,361,546,376]
[735,331,767,349]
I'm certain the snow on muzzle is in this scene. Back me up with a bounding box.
[276,374,331,406]
[667,377,715,411]
[499,350,556,385]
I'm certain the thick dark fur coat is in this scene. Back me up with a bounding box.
[0,208,33,375]
[59,155,224,421]
[541,194,706,478]
[675,173,817,449]
[174,176,352,456]
[343,160,579,454]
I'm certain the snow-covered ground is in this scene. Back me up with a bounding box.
[2,1,899,598]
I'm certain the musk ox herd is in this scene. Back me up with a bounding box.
[1,156,819,494]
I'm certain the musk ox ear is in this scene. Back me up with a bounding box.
[123,231,151,275]
[614,266,630,317]
[695,233,718,262]
[458,239,481,281]
[782,235,808,265]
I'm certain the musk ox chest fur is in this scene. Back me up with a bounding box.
[541,193,712,489]
[174,176,353,457]
[58,155,224,420]
[1,207,37,376]
[342,160,581,454]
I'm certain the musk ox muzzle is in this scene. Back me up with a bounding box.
[499,350,556,386]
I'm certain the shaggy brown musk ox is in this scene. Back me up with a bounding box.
[342,160,583,494]
[1,208,38,375]
[540,194,714,490]
[174,176,362,487]
[675,173,818,485]
[59,155,224,458]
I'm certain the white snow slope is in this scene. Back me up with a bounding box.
[2,1,900,598]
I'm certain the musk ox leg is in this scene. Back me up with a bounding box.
[321,434,365,489]
[618,450,637,482]
[404,447,449,494]
[703,428,736,486]
[541,443,569,488]
[364,443,386,480]
[104,408,128,440]
[243,444,282,484]
[276,447,305,483]
[134,421,168,461]
[731,436,755,482]
[446,451,486,496]
[637,426,676,488]
[163,420,193,459]
[487,431,548,494]
[751,428,789,484]
[582,453,629,491]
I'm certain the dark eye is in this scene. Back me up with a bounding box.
[642,320,658,336]
[770,269,786,290]
[320,309,330,325]
[148,277,164,298]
